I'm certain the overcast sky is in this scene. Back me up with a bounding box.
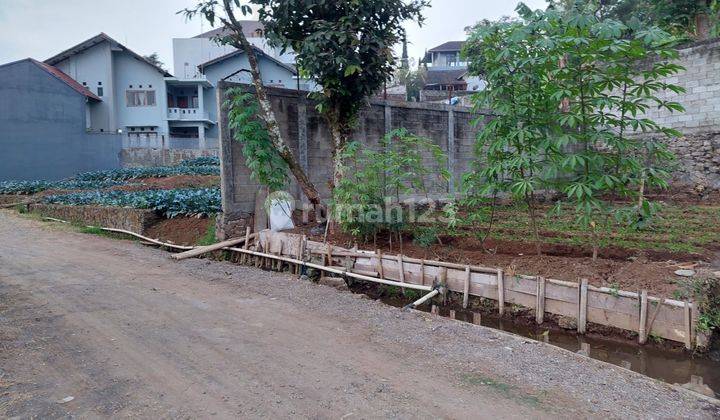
[0,0,547,75]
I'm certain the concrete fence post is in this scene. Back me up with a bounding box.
[447,108,456,194]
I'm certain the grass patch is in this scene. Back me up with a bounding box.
[461,373,543,407]
[197,216,217,246]
[432,202,720,255]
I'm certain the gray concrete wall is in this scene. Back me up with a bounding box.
[638,39,720,189]
[0,59,122,181]
[217,82,489,236]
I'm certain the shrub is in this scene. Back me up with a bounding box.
[332,128,449,242]
[0,179,124,195]
[75,165,219,182]
[179,156,220,167]
[43,188,221,218]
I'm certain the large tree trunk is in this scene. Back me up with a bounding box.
[221,0,322,210]
[695,0,710,40]
[328,123,350,233]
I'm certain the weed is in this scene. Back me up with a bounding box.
[197,216,217,246]
[412,226,440,248]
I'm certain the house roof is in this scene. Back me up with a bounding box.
[428,41,466,53]
[44,33,172,77]
[424,69,467,87]
[1,58,103,101]
[194,21,265,39]
[198,47,297,75]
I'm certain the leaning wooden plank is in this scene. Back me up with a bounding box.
[171,233,259,260]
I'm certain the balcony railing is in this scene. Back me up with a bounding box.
[167,107,209,121]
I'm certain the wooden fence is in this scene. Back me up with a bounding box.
[257,230,700,348]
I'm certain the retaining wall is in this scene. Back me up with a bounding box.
[28,203,159,233]
[260,230,703,348]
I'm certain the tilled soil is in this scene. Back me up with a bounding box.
[0,210,718,418]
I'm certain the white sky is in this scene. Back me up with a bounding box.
[0,0,547,75]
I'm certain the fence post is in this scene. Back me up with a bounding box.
[536,276,546,324]
[447,108,456,194]
[639,289,648,344]
[578,278,588,334]
[497,269,505,316]
[462,265,471,309]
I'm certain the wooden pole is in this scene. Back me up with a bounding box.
[462,265,471,309]
[639,289,648,344]
[431,304,439,315]
[376,249,385,279]
[536,276,546,324]
[497,269,505,316]
[472,312,482,325]
[397,254,406,295]
[684,301,692,350]
[578,278,588,334]
[420,259,425,286]
[449,309,456,320]
[241,226,251,264]
[440,267,448,306]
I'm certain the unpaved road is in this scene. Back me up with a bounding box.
[0,211,718,419]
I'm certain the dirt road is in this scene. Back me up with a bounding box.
[0,210,718,418]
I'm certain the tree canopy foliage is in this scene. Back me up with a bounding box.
[463,2,685,257]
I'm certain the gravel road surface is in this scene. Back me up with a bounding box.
[0,210,718,418]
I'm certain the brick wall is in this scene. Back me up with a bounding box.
[641,38,720,188]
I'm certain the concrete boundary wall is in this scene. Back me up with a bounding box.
[217,82,489,237]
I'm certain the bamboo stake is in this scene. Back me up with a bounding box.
[240,226,251,264]
[431,304,439,315]
[294,236,303,274]
[376,249,384,279]
[171,233,258,260]
[440,267,448,305]
[536,276,546,324]
[449,309,456,320]
[420,259,426,286]
[472,312,481,325]
[462,265,471,309]
[684,301,692,349]
[638,289,648,344]
[578,278,588,334]
[397,254,406,295]
[497,269,505,316]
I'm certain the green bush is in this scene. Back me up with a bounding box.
[179,156,220,167]
[43,188,221,218]
[0,179,124,195]
[75,165,219,182]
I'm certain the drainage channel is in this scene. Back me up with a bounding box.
[377,295,720,398]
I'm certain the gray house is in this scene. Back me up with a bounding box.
[0,59,121,181]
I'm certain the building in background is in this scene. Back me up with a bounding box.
[421,41,485,93]
[0,58,122,181]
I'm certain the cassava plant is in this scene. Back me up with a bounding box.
[464,3,685,260]
[332,129,449,249]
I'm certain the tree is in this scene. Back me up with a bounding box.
[547,0,719,40]
[143,53,166,71]
[181,1,323,213]
[251,0,429,204]
[464,3,685,260]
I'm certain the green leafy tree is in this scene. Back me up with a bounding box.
[547,0,719,40]
[181,1,322,211]
[464,3,685,260]
[143,52,166,71]
[252,0,429,205]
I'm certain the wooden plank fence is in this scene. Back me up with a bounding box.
[257,230,698,348]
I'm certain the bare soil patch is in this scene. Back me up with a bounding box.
[144,217,212,246]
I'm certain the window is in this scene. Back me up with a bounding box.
[126,90,156,107]
[97,87,104,97]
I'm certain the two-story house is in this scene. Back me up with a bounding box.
[422,41,485,92]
